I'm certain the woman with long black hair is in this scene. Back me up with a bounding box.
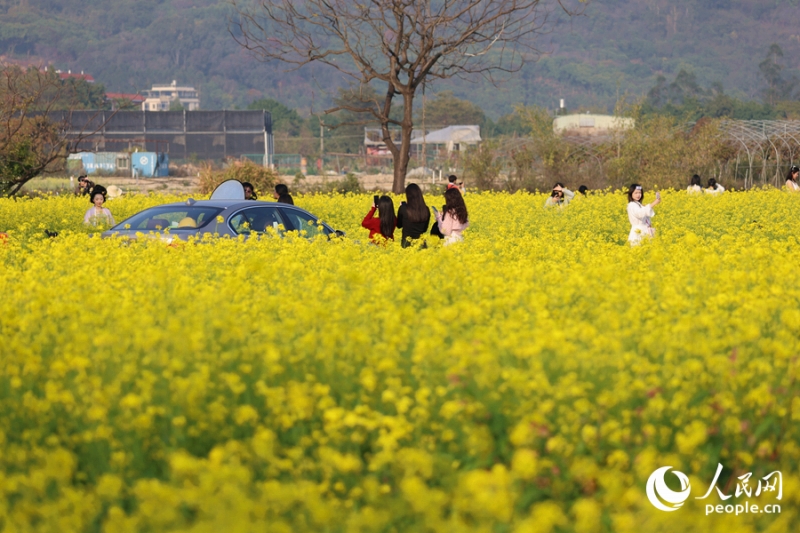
[687,174,702,193]
[396,183,431,248]
[361,195,396,243]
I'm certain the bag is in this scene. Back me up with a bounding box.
[430,221,444,239]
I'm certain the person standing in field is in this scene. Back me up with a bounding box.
[627,183,660,245]
[396,183,431,248]
[83,186,115,227]
[274,183,294,205]
[434,188,470,246]
[243,182,257,200]
[361,195,396,244]
[705,178,725,195]
[76,175,95,196]
[786,165,800,191]
[446,175,460,191]
[687,174,703,193]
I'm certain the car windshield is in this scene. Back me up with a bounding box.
[113,206,223,231]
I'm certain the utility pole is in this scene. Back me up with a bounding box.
[320,124,324,155]
[422,82,427,175]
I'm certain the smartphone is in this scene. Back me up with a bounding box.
[656,192,661,200]
[432,206,439,216]
[373,195,379,206]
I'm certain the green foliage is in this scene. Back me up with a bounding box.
[640,57,795,121]
[333,173,362,194]
[0,138,37,194]
[168,99,184,111]
[57,76,106,110]
[462,142,502,191]
[417,91,486,129]
[0,0,797,125]
[759,44,798,105]
[248,98,304,136]
[0,66,81,196]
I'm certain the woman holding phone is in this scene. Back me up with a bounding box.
[627,183,660,245]
[361,195,396,243]
[434,188,470,245]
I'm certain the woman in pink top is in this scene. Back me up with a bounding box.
[83,186,115,227]
[435,188,469,246]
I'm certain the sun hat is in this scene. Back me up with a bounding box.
[177,217,197,228]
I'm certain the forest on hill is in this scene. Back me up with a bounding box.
[0,0,798,119]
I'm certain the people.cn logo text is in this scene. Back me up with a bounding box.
[646,466,691,512]
[646,464,783,516]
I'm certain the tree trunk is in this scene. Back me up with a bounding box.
[392,91,414,194]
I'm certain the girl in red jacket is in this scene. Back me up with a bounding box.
[362,195,396,244]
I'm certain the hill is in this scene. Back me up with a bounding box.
[0,0,798,117]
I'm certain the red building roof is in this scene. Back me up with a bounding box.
[106,92,145,103]
[58,71,95,83]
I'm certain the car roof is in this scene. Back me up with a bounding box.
[146,199,314,213]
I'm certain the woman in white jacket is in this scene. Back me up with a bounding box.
[627,184,661,245]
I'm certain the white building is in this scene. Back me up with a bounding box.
[142,81,200,111]
[410,125,482,154]
[553,114,635,135]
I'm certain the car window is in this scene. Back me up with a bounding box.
[116,206,223,231]
[229,207,287,235]
[282,209,332,237]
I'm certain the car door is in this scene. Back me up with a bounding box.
[228,206,287,236]
[279,208,332,238]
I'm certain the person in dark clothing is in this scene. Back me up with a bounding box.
[274,183,294,204]
[76,175,95,196]
[242,182,257,200]
[396,183,430,248]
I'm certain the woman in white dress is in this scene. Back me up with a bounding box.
[687,174,702,193]
[786,165,800,191]
[627,183,660,245]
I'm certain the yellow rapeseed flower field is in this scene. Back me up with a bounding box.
[0,189,799,532]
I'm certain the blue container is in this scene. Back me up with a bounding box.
[131,152,169,178]
[68,152,117,175]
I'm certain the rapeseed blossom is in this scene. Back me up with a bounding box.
[0,189,798,531]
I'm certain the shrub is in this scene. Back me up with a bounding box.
[199,159,278,196]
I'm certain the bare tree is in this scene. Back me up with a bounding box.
[231,0,586,193]
[0,66,108,196]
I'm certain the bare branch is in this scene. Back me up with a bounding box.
[229,0,588,192]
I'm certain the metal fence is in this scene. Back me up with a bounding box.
[58,110,274,164]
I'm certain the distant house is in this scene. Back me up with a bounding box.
[57,70,95,83]
[106,93,146,110]
[142,81,200,111]
[364,128,403,156]
[553,114,634,137]
[410,125,482,154]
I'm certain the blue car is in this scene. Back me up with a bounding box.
[102,199,343,242]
